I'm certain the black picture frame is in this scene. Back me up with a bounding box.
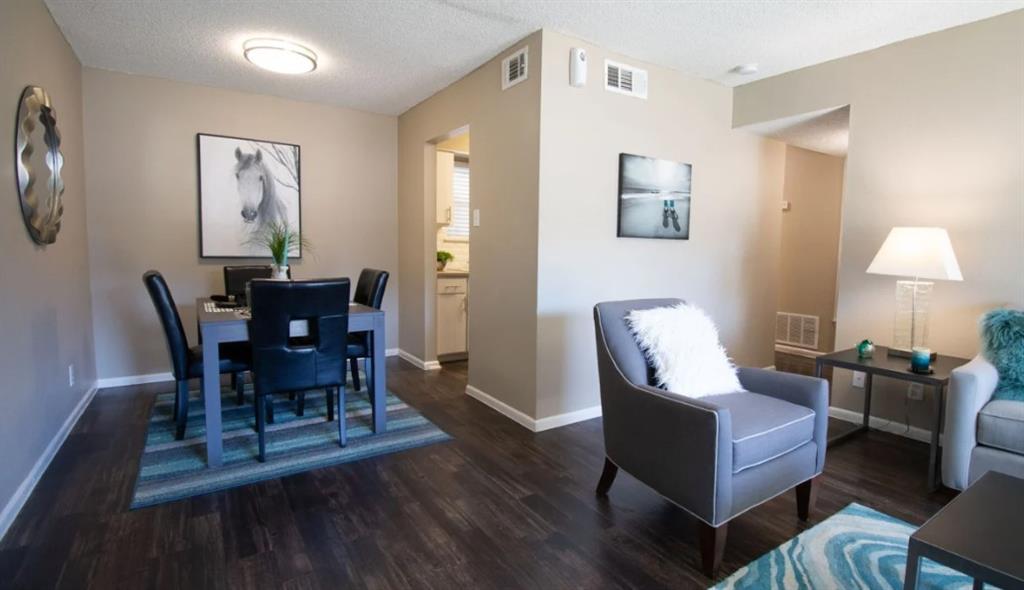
[197,132,302,259]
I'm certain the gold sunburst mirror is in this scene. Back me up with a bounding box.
[15,85,65,245]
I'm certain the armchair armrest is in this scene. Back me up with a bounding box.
[598,368,734,526]
[943,355,998,490]
[736,367,829,474]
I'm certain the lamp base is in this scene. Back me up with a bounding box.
[887,347,937,360]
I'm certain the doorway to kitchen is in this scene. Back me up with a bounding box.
[433,129,470,365]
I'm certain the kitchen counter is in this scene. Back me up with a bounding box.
[437,271,469,278]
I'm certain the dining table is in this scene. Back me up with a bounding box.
[196,297,387,468]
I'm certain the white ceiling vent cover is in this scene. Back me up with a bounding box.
[605,59,648,99]
[775,312,820,350]
[501,47,528,90]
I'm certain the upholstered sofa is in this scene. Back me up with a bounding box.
[943,355,1024,490]
[593,299,829,577]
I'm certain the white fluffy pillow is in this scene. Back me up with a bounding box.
[626,303,743,398]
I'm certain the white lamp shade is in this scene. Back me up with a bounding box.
[866,227,963,281]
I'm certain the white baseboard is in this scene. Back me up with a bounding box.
[465,384,602,432]
[534,405,602,431]
[0,384,98,542]
[386,348,399,357]
[96,372,173,388]
[397,349,441,371]
[828,406,932,444]
[465,384,535,430]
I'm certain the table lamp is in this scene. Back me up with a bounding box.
[866,227,963,357]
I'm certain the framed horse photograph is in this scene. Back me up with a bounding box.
[197,133,302,258]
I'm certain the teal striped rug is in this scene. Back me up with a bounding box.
[131,379,450,508]
[713,503,979,589]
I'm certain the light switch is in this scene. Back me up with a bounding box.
[472,209,480,227]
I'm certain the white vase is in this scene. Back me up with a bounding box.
[272,264,289,280]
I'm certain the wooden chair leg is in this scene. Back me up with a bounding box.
[296,392,306,417]
[256,394,266,462]
[596,457,619,496]
[174,380,189,440]
[337,385,347,447]
[266,395,275,424]
[697,521,727,579]
[796,477,818,522]
[350,358,361,391]
[233,372,245,406]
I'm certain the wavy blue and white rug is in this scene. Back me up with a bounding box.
[713,503,979,590]
[131,379,450,509]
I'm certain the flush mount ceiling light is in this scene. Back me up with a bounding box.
[243,38,317,74]
[729,63,759,76]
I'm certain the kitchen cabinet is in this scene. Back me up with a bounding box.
[436,150,454,225]
[436,276,467,358]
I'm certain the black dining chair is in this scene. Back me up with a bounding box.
[347,269,389,392]
[248,278,351,462]
[223,265,274,303]
[143,270,249,440]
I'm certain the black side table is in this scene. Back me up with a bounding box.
[905,471,1024,589]
[815,345,968,490]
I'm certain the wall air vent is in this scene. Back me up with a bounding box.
[605,59,648,99]
[775,312,820,350]
[502,47,528,90]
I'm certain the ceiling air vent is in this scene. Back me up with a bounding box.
[502,47,528,90]
[605,59,648,99]
[775,312,820,350]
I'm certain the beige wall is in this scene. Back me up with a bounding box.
[535,30,786,419]
[82,68,398,379]
[398,32,542,414]
[0,0,96,524]
[779,145,845,352]
[734,11,1024,429]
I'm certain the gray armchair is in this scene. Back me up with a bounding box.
[943,355,1024,490]
[593,299,828,577]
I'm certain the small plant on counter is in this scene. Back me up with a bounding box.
[436,250,454,271]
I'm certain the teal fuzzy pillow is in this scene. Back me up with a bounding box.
[981,309,1024,401]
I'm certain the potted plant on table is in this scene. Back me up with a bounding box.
[436,250,454,272]
[249,221,310,279]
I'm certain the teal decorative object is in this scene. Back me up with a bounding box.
[980,309,1024,401]
[856,339,874,359]
[910,347,932,373]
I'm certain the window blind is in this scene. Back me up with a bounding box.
[445,161,470,239]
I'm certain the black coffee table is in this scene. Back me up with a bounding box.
[904,471,1024,589]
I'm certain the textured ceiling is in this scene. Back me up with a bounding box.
[740,106,851,157]
[45,1,1023,115]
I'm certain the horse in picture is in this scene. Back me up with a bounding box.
[234,146,289,234]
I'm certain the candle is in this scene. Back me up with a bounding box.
[911,347,931,372]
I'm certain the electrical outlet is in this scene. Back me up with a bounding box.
[68,364,75,387]
[907,383,924,401]
[851,371,865,388]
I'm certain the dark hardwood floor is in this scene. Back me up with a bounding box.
[0,359,955,589]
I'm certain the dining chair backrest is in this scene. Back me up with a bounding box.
[223,265,274,301]
[353,268,389,309]
[143,270,189,380]
[248,278,351,395]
